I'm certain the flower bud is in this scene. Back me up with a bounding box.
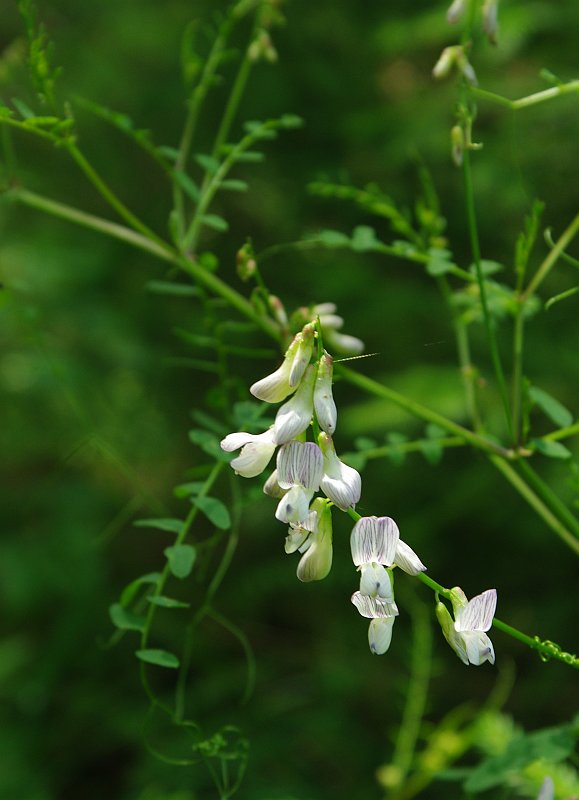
[314,352,337,435]
[451,124,464,167]
[236,241,256,281]
[482,0,499,45]
[446,0,466,24]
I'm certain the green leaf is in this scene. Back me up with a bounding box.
[468,259,503,276]
[529,386,573,428]
[173,481,206,499]
[157,145,180,161]
[11,97,35,119]
[146,280,201,297]
[201,214,229,232]
[279,113,304,129]
[164,543,197,579]
[419,438,444,465]
[350,225,382,252]
[134,518,184,534]
[531,438,572,459]
[171,170,200,202]
[189,428,231,461]
[109,603,146,632]
[386,432,408,466]
[354,436,378,451]
[193,496,231,530]
[426,423,446,439]
[120,572,161,607]
[426,248,453,276]
[135,649,180,669]
[194,153,220,173]
[316,229,351,248]
[147,595,190,609]
[230,150,264,163]
[219,179,248,192]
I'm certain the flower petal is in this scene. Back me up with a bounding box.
[221,428,274,452]
[273,365,315,444]
[263,469,285,498]
[351,591,399,619]
[319,432,361,509]
[461,631,496,665]
[368,617,395,655]
[275,485,313,524]
[455,589,497,633]
[359,563,394,601]
[250,360,295,403]
[314,353,337,435]
[350,516,399,567]
[394,539,427,575]
[230,439,276,478]
[277,440,324,491]
[296,521,332,582]
[324,330,364,355]
[288,324,315,387]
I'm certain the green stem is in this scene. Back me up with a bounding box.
[338,365,514,459]
[543,422,579,442]
[343,436,465,464]
[6,187,174,261]
[65,142,167,246]
[517,459,579,543]
[522,213,579,301]
[489,456,579,554]
[511,303,525,442]
[463,146,514,440]
[472,80,579,110]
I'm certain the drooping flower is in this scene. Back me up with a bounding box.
[435,587,497,666]
[351,591,399,655]
[314,352,337,435]
[313,303,365,355]
[273,364,315,445]
[275,440,324,524]
[285,497,333,582]
[220,428,277,478]
[318,432,361,510]
[250,323,315,403]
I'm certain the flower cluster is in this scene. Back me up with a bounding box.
[221,316,362,583]
[221,306,498,665]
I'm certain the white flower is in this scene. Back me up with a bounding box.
[436,587,497,666]
[273,364,315,444]
[286,497,333,582]
[250,323,315,403]
[275,440,324,524]
[318,432,361,510]
[351,591,399,655]
[314,352,337,435]
[394,539,427,576]
[220,428,276,478]
[311,303,365,355]
[537,778,554,800]
[263,468,285,498]
[350,515,399,601]
[446,0,466,24]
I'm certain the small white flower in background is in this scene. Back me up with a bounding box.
[275,440,324,524]
[351,592,399,655]
[273,364,315,444]
[220,428,277,478]
[318,432,361,510]
[250,323,315,403]
[432,45,477,86]
[285,497,333,582]
[314,352,337,435]
[482,0,499,44]
[446,0,466,24]
[536,777,554,800]
[435,587,497,666]
[394,539,427,576]
[311,303,365,355]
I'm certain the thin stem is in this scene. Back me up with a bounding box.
[6,187,174,261]
[472,80,579,110]
[462,147,514,440]
[517,459,579,543]
[511,303,525,443]
[522,213,579,301]
[543,422,579,442]
[338,365,514,459]
[489,456,579,554]
[342,436,465,464]
[65,143,166,245]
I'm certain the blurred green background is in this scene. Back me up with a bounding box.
[1,1,578,798]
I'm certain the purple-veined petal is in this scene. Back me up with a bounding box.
[455,589,497,633]
[394,539,427,575]
[368,617,395,655]
[359,563,394,601]
[277,441,324,491]
[351,591,399,619]
[284,526,311,554]
[350,516,399,567]
[319,432,361,509]
[273,365,315,444]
